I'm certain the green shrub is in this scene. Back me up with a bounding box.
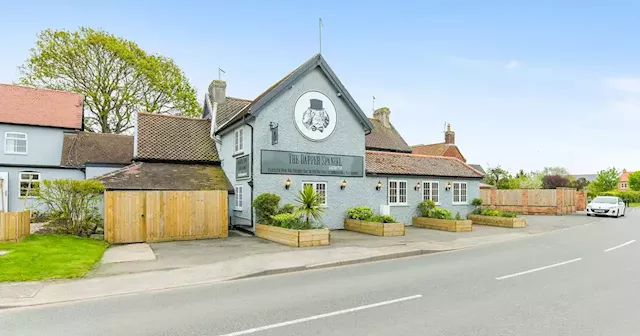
[478,209,518,218]
[253,193,281,224]
[270,213,319,230]
[471,198,483,207]
[36,179,105,237]
[455,212,462,220]
[370,214,396,223]
[347,206,374,220]
[277,204,295,215]
[588,191,640,203]
[430,208,453,220]
[417,200,436,217]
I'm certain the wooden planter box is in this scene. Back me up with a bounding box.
[468,214,526,228]
[412,217,472,232]
[343,219,405,237]
[255,224,330,247]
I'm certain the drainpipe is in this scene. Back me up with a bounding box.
[244,116,255,231]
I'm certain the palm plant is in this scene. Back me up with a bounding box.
[295,185,325,227]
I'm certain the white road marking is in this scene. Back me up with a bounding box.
[496,258,582,280]
[604,240,636,252]
[217,294,423,336]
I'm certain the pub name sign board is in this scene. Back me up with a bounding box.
[261,150,364,177]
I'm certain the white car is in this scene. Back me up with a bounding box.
[586,196,626,217]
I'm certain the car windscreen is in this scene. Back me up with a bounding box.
[592,197,618,204]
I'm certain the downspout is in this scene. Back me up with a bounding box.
[244,116,255,230]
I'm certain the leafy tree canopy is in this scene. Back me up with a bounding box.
[542,174,571,189]
[19,27,200,133]
[541,166,570,177]
[571,177,590,190]
[628,171,640,191]
[590,167,620,192]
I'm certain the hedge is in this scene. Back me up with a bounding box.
[588,191,640,203]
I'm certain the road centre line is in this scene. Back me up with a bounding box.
[604,240,636,252]
[217,294,423,336]
[495,258,582,280]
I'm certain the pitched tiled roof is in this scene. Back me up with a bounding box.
[365,151,483,178]
[365,119,412,153]
[411,142,466,162]
[411,143,447,156]
[216,58,311,132]
[137,113,219,162]
[95,162,233,192]
[61,131,133,167]
[215,97,252,130]
[469,164,486,175]
[620,170,635,182]
[0,84,83,129]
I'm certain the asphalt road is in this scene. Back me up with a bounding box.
[2,212,639,335]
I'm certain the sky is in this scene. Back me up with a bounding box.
[1,0,639,175]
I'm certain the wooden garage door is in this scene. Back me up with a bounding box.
[105,190,228,244]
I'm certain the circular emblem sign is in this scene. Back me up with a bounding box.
[294,91,337,141]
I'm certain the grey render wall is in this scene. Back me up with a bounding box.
[363,176,481,224]
[252,67,368,229]
[86,165,126,179]
[0,166,84,212]
[219,122,254,226]
[0,124,68,166]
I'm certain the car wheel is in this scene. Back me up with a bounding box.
[587,213,592,216]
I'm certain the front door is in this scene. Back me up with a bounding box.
[0,172,8,212]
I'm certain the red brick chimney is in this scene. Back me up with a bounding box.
[444,123,455,145]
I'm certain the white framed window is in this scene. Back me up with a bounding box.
[422,181,439,204]
[452,182,468,204]
[234,185,243,210]
[234,128,244,154]
[5,132,27,154]
[388,180,408,205]
[19,172,41,197]
[302,182,327,206]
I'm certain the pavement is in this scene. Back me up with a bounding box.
[1,211,637,335]
[0,213,601,308]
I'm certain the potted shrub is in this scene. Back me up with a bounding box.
[254,187,330,247]
[468,208,526,228]
[344,206,405,236]
[412,200,472,232]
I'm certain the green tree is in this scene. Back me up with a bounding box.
[628,171,640,191]
[484,166,512,189]
[18,27,200,134]
[590,167,620,192]
[541,166,570,176]
[571,177,590,190]
[519,172,543,189]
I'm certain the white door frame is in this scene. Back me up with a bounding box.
[0,172,8,212]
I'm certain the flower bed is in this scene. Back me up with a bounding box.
[412,217,472,232]
[255,224,330,247]
[468,214,526,228]
[344,206,405,236]
[343,219,405,237]
[411,200,472,232]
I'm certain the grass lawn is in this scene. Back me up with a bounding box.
[0,234,108,282]
[630,203,640,208]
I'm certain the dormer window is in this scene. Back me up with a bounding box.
[5,132,27,154]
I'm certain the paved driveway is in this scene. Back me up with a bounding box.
[90,213,601,277]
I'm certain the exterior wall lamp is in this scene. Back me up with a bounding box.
[445,182,452,191]
[340,180,347,190]
[376,181,382,191]
[285,178,291,190]
[414,182,421,191]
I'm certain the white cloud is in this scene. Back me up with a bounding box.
[504,60,520,69]
[605,77,640,93]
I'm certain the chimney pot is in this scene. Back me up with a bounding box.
[208,80,227,104]
[373,107,391,128]
[444,123,455,145]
